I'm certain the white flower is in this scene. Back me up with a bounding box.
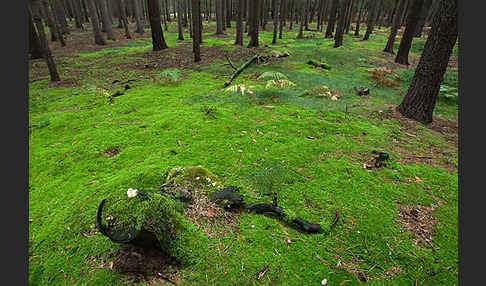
[321,278,328,285]
[206,177,211,182]
[212,182,217,186]
[195,177,200,180]
[127,188,138,198]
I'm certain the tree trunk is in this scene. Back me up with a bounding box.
[395,0,424,65]
[50,0,67,46]
[334,0,351,47]
[354,0,363,36]
[29,6,44,59]
[324,0,338,38]
[133,0,145,33]
[272,0,279,44]
[119,0,132,38]
[384,0,406,54]
[71,0,85,28]
[216,0,224,33]
[344,0,354,34]
[40,0,58,42]
[278,0,286,38]
[30,0,61,81]
[414,0,432,37]
[100,0,116,40]
[247,0,260,47]
[53,0,70,34]
[363,0,379,40]
[296,5,304,38]
[235,0,244,44]
[177,0,185,40]
[147,0,168,50]
[398,0,457,124]
[226,0,232,27]
[192,0,201,61]
[86,0,106,45]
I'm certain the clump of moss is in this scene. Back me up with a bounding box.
[282,208,298,224]
[103,192,208,266]
[165,166,221,189]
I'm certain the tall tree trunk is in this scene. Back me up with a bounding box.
[147,0,168,50]
[363,0,379,40]
[272,0,279,44]
[354,0,363,36]
[71,0,85,29]
[384,0,406,54]
[395,0,424,65]
[53,0,70,34]
[177,0,185,40]
[40,0,58,42]
[398,0,457,123]
[50,0,67,46]
[30,1,61,81]
[247,0,260,47]
[278,0,286,38]
[215,0,224,33]
[344,0,354,34]
[296,5,304,38]
[119,0,132,38]
[235,0,244,44]
[86,0,106,44]
[316,0,324,31]
[29,6,44,59]
[133,0,145,33]
[324,0,338,38]
[226,0,232,27]
[414,0,432,37]
[334,0,351,47]
[100,0,116,40]
[192,0,201,61]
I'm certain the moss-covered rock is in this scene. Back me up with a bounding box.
[165,165,221,189]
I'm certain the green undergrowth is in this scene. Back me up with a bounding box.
[29,22,458,285]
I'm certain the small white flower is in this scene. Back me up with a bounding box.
[195,177,200,180]
[127,188,138,198]
[251,225,255,228]
[206,177,211,182]
[212,182,217,186]
[321,278,328,285]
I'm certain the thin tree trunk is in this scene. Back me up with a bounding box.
[395,0,424,65]
[324,0,338,38]
[296,5,304,38]
[192,0,201,61]
[226,0,232,27]
[278,0,286,38]
[133,0,145,33]
[235,0,244,44]
[177,0,185,40]
[216,0,223,33]
[398,0,457,123]
[30,1,61,81]
[384,0,406,54]
[100,0,116,40]
[86,0,106,44]
[344,0,354,34]
[29,6,44,59]
[147,0,168,50]
[247,0,260,47]
[40,0,58,42]
[334,0,351,47]
[51,0,67,46]
[53,0,70,34]
[363,0,379,40]
[414,0,432,37]
[119,0,132,38]
[272,0,279,44]
[72,0,85,28]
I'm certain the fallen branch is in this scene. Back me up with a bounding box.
[224,54,237,71]
[223,55,259,87]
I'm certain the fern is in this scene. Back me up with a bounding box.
[265,79,296,89]
[304,86,342,101]
[156,69,180,82]
[439,85,458,100]
[224,84,255,95]
[258,71,289,81]
[365,67,401,87]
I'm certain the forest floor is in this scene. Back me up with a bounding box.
[29,21,458,285]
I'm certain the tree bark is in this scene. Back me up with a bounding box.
[119,0,132,38]
[395,0,424,65]
[177,0,185,40]
[235,0,244,44]
[247,0,260,47]
[272,0,279,44]
[296,4,304,38]
[71,0,85,29]
[29,6,44,59]
[334,0,351,47]
[324,0,339,38]
[147,0,168,50]
[226,0,232,27]
[30,0,61,81]
[52,0,70,34]
[278,0,286,39]
[354,0,363,36]
[192,0,201,61]
[363,0,379,40]
[100,0,117,40]
[215,0,224,33]
[133,0,145,33]
[397,0,457,124]
[384,0,406,54]
[40,0,58,42]
[414,0,433,37]
[86,0,106,45]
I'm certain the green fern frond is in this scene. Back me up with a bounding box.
[157,69,180,82]
[258,71,289,81]
[265,79,296,89]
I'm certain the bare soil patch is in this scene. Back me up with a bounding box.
[397,204,438,247]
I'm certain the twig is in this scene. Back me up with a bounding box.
[224,54,237,71]
[246,265,270,285]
